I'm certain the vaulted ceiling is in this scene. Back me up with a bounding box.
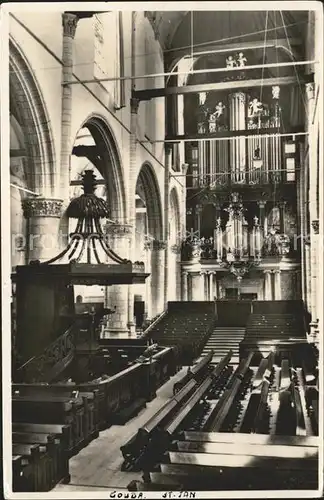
[146,10,309,68]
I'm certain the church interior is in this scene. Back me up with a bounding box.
[6,6,322,494]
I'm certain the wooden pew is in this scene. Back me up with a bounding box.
[252,379,270,434]
[167,450,318,471]
[13,384,99,445]
[276,390,297,436]
[175,440,317,459]
[12,423,73,457]
[305,387,319,436]
[12,443,54,492]
[279,359,291,390]
[252,358,269,388]
[12,395,85,453]
[12,454,34,492]
[120,379,197,471]
[12,431,70,486]
[203,352,253,432]
[155,462,318,490]
[120,352,233,471]
[173,351,214,395]
[183,431,319,447]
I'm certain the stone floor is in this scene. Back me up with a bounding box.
[53,366,189,492]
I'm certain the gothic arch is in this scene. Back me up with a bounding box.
[136,162,163,240]
[74,114,127,222]
[9,37,56,196]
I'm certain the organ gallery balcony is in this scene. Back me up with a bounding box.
[186,135,298,190]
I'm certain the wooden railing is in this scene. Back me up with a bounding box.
[15,326,76,384]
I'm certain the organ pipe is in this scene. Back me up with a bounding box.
[229,92,246,184]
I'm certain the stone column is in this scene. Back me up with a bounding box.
[191,272,204,301]
[22,198,63,262]
[60,13,78,200]
[295,269,302,299]
[306,82,317,321]
[164,144,172,308]
[181,271,188,301]
[311,219,319,325]
[127,97,140,335]
[305,241,312,314]
[213,272,218,300]
[143,240,152,320]
[209,272,214,301]
[263,270,272,300]
[103,223,132,337]
[151,240,167,317]
[273,270,282,300]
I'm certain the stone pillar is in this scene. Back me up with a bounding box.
[311,220,319,324]
[298,143,307,304]
[22,198,63,262]
[104,223,132,337]
[295,269,302,300]
[60,13,78,200]
[127,97,140,334]
[144,244,152,320]
[181,271,188,301]
[306,82,317,321]
[263,270,272,300]
[305,241,312,314]
[164,144,172,308]
[209,272,214,301]
[213,272,218,299]
[273,270,282,300]
[151,240,166,317]
[191,272,204,301]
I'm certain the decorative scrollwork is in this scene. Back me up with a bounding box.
[19,327,76,383]
[22,198,63,218]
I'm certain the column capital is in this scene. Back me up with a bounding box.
[257,200,266,208]
[130,97,140,114]
[62,12,79,39]
[152,239,167,251]
[22,198,63,218]
[311,219,319,234]
[305,82,315,101]
[105,223,133,237]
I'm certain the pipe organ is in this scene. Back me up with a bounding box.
[229,92,246,184]
[189,87,288,188]
[212,193,263,263]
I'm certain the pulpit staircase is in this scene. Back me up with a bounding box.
[201,327,245,364]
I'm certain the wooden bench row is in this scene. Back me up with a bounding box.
[12,423,71,492]
[132,432,319,491]
[12,345,181,491]
[173,350,214,395]
[120,351,233,472]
